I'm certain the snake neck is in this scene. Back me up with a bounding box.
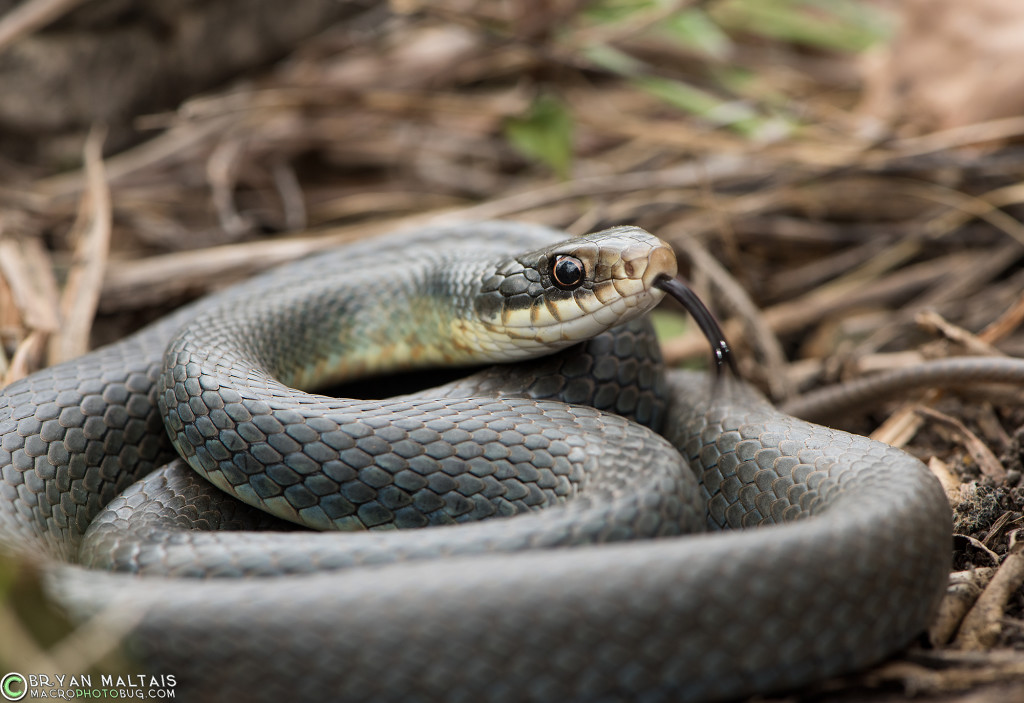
[168,254,524,395]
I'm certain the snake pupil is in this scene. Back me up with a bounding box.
[551,255,585,290]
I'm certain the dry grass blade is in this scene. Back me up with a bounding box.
[0,236,60,333]
[664,250,981,367]
[207,137,252,238]
[916,311,1006,357]
[3,331,47,387]
[853,241,1024,356]
[96,218,429,313]
[271,159,307,232]
[50,128,111,364]
[870,308,1004,446]
[953,534,1024,651]
[869,650,1024,699]
[871,396,940,448]
[442,155,759,223]
[913,406,1007,482]
[672,233,792,398]
[929,567,993,647]
[926,456,962,504]
[869,290,1024,447]
[33,116,234,203]
[0,0,88,52]
[888,115,1024,159]
[27,601,145,675]
[979,290,1024,343]
[0,596,58,672]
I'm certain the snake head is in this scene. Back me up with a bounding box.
[469,226,677,357]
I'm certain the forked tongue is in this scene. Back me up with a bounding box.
[655,276,738,377]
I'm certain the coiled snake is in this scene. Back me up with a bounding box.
[0,222,953,702]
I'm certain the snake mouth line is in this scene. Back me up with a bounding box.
[655,275,737,375]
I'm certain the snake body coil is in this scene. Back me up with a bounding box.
[0,222,951,702]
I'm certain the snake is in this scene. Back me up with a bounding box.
[0,221,959,702]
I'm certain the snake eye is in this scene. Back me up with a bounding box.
[551,255,585,290]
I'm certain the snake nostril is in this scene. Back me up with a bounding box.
[642,246,678,288]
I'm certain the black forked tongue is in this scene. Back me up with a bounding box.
[655,275,738,376]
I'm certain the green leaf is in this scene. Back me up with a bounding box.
[649,310,690,342]
[632,75,794,140]
[711,0,891,53]
[504,96,574,179]
[584,0,664,25]
[582,43,645,77]
[635,76,754,128]
[658,8,733,60]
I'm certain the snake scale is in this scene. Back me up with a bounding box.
[0,222,953,702]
